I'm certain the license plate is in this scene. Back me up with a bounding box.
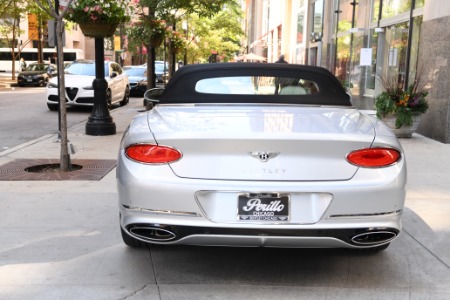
[27,78,32,82]
[238,193,289,221]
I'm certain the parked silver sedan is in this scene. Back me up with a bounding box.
[117,63,406,252]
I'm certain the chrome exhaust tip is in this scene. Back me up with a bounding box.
[351,231,397,245]
[129,225,176,242]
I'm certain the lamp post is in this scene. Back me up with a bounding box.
[85,38,116,136]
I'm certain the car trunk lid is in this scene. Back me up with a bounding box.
[147,105,375,181]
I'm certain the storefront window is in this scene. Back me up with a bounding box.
[415,0,425,8]
[337,0,354,33]
[335,34,352,85]
[407,16,423,86]
[335,0,364,88]
[311,0,324,40]
[382,22,409,88]
[382,0,412,18]
[348,34,364,94]
[297,9,304,43]
[372,0,381,22]
[365,30,379,90]
[374,0,424,19]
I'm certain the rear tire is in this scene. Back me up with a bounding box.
[121,226,147,248]
[120,86,130,106]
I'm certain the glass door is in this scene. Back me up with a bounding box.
[382,22,410,89]
[363,30,380,96]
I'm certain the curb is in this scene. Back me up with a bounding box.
[0,73,18,89]
[0,134,55,157]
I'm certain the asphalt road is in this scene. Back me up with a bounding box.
[0,86,136,151]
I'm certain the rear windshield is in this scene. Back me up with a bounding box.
[158,63,352,106]
[195,76,319,96]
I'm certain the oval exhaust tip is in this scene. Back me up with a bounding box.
[129,226,176,242]
[351,231,397,245]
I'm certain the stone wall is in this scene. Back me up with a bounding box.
[416,15,450,143]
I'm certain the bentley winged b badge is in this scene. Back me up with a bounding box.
[249,151,280,162]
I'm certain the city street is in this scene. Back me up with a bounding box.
[0,86,125,151]
[0,87,449,299]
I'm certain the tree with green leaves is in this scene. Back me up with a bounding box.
[127,0,237,89]
[184,1,244,64]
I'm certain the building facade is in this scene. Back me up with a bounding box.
[10,17,122,66]
[245,0,450,143]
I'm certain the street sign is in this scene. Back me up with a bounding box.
[47,21,66,47]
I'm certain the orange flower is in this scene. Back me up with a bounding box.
[396,94,410,107]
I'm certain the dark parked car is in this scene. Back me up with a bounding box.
[17,63,57,87]
[155,63,168,83]
[123,65,147,96]
[124,64,169,97]
[141,61,169,83]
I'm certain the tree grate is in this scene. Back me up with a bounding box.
[0,159,117,181]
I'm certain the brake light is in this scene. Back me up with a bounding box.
[347,148,401,168]
[125,144,182,164]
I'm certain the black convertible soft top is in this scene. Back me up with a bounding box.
[158,63,352,106]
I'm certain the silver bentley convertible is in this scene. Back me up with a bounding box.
[117,63,406,251]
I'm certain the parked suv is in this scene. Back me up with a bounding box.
[46,59,130,111]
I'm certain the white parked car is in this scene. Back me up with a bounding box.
[46,59,130,111]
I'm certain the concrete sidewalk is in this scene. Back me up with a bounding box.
[1,90,450,299]
[0,72,17,89]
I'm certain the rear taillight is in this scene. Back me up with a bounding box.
[125,144,182,164]
[347,148,401,168]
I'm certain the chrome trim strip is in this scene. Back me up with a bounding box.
[122,205,200,217]
[329,209,402,218]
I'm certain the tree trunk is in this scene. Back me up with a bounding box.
[146,46,156,90]
[56,20,70,171]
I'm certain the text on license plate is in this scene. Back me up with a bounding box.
[238,193,289,221]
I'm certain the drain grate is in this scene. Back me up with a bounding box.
[0,159,117,181]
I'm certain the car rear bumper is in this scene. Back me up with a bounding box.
[117,147,406,249]
[119,206,402,248]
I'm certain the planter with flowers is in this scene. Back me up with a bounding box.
[375,83,429,138]
[168,30,186,54]
[65,0,131,38]
[127,19,167,48]
[147,20,167,47]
